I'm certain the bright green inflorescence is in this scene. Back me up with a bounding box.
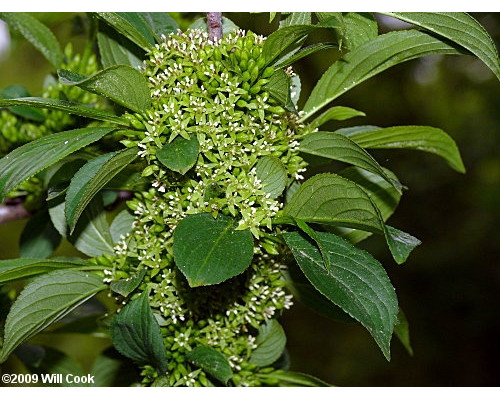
[108,29,307,386]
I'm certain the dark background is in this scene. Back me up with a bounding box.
[0,12,498,386]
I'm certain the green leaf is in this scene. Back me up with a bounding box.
[249,320,286,367]
[342,12,378,50]
[65,148,137,231]
[380,12,500,80]
[139,12,178,41]
[274,43,336,69]
[262,25,315,65]
[336,166,402,244]
[19,209,61,258]
[156,135,199,175]
[279,12,312,27]
[0,270,105,362]
[255,156,288,199]
[187,346,233,384]
[0,97,128,125]
[95,12,155,51]
[283,230,398,359]
[116,12,156,46]
[343,125,466,173]
[173,213,254,287]
[258,370,331,387]
[110,268,146,297]
[97,31,143,69]
[281,173,419,264]
[0,257,90,284]
[308,106,366,130]
[394,307,414,356]
[58,66,151,113]
[263,69,290,106]
[0,127,115,202]
[0,12,63,68]
[302,30,464,120]
[299,131,402,192]
[0,85,45,122]
[49,196,115,257]
[110,209,136,243]
[111,291,168,373]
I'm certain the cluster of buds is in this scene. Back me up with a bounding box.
[110,29,306,386]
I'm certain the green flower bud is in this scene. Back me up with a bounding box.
[261,66,274,78]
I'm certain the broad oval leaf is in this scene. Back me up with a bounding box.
[139,12,178,41]
[110,209,136,243]
[0,127,115,202]
[111,291,168,373]
[0,257,90,284]
[342,125,466,173]
[380,12,500,80]
[282,173,419,264]
[308,106,365,131]
[187,346,233,385]
[0,270,105,362]
[263,69,290,106]
[262,25,315,65]
[283,230,398,360]
[0,97,128,125]
[49,196,115,257]
[156,135,199,175]
[95,12,155,51]
[97,31,143,69]
[65,148,138,231]
[279,12,312,28]
[0,12,63,68]
[173,213,254,287]
[249,320,286,367]
[299,131,402,192]
[341,12,378,50]
[255,156,288,198]
[302,30,464,120]
[58,65,151,113]
[20,209,61,258]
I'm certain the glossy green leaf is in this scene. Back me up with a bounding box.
[343,125,466,173]
[342,12,378,49]
[139,12,178,41]
[263,69,290,106]
[274,43,336,69]
[335,166,402,244]
[116,12,156,46]
[187,346,233,384]
[0,257,91,284]
[282,173,419,264]
[302,30,464,120]
[173,213,254,287]
[111,291,168,373]
[97,31,143,69]
[308,106,366,130]
[255,156,288,199]
[380,12,500,80]
[0,270,105,362]
[0,97,128,125]
[394,307,414,356]
[19,209,61,259]
[0,127,115,202]
[258,370,331,386]
[49,196,115,257]
[262,25,315,65]
[110,268,146,297]
[283,230,398,359]
[0,85,45,122]
[110,209,136,243]
[157,135,199,175]
[65,148,137,231]
[95,12,155,51]
[58,66,151,113]
[249,320,286,366]
[299,131,401,192]
[0,12,63,68]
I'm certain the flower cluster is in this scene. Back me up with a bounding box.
[109,29,306,386]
